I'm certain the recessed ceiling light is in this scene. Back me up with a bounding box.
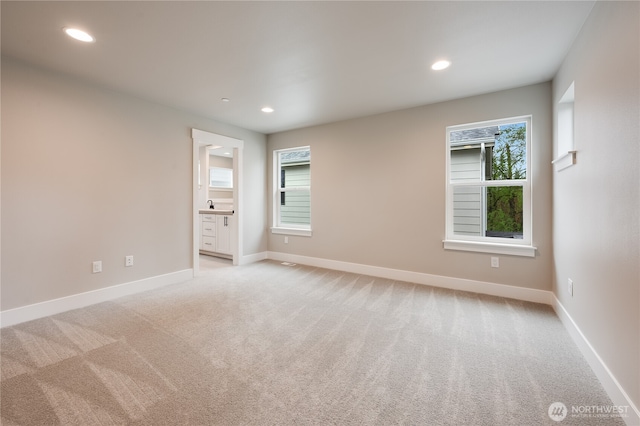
[63,27,95,43]
[431,60,450,71]
[224,152,231,156]
[221,98,230,102]
[261,106,274,113]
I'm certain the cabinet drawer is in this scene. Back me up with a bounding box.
[202,222,216,236]
[202,214,216,223]
[201,236,216,251]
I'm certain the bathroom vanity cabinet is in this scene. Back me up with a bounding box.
[199,211,233,258]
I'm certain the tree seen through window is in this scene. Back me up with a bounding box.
[486,123,526,237]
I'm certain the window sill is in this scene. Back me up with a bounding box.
[443,240,536,257]
[271,227,312,237]
[552,150,576,172]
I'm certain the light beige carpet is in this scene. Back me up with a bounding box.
[0,260,624,425]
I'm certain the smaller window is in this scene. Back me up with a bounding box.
[554,82,576,171]
[272,146,312,236]
[558,82,574,155]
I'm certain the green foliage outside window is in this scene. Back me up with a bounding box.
[487,124,526,235]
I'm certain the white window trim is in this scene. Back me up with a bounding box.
[272,146,312,236]
[554,82,576,172]
[552,150,577,171]
[444,115,536,257]
[271,227,313,237]
[443,240,536,257]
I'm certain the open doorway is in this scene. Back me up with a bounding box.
[191,129,244,276]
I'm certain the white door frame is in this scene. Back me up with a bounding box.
[191,129,244,275]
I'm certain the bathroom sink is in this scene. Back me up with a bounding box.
[199,209,234,214]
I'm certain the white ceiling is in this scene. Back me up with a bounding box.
[1,1,595,135]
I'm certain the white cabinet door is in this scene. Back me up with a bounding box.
[216,215,232,254]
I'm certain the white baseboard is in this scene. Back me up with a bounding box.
[0,269,193,328]
[552,297,640,426]
[266,251,552,305]
[239,251,268,265]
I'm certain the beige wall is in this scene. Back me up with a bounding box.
[552,1,639,410]
[267,82,552,290]
[1,57,267,311]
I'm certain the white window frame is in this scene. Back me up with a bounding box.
[444,116,536,257]
[271,146,312,237]
[553,82,577,171]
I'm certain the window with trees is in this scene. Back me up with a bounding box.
[444,116,535,257]
[272,146,312,236]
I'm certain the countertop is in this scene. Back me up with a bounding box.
[199,209,234,215]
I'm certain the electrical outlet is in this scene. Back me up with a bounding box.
[125,255,134,267]
[92,261,102,274]
[568,278,574,296]
[284,236,289,244]
[491,257,499,268]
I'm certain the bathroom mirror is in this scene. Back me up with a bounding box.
[209,167,233,189]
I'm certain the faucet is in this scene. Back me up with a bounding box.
[207,200,214,209]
